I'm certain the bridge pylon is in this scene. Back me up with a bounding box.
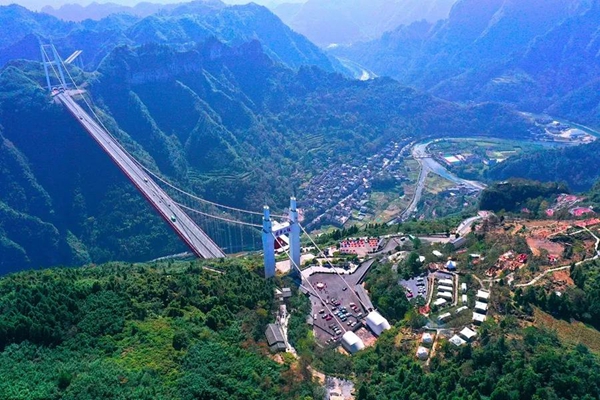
[40,43,67,91]
[262,197,301,278]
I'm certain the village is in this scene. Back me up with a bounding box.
[266,208,600,399]
[301,140,408,230]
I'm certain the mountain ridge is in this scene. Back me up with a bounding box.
[332,0,600,126]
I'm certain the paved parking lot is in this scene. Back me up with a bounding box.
[306,271,368,344]
[399,274,429,300]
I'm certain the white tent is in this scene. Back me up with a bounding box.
[460,327,477,341]
[477,290,490,301]
[416,346,430,360]
[422,332,434,344]
[438,291,453,300]
[473,312,487,324]
[475,301,489,312]
[433,298,447,307]
[341,331,365,354]
[366,311,391,336]
[449,335,466,347]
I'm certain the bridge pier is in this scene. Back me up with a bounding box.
[262,197,301,279]
[262,206,276,278]
[289,197,301,275]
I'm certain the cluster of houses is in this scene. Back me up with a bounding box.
[302,142,405,229]
[434,148,512,170]
[535,116,594,143]
[546,194,595,218]
[485,251,528,278]
[339,237,384,256]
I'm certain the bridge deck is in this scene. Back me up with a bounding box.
[57,92,225,259]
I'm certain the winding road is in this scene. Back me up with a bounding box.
[515,226,600,288]
[393,140,486,223]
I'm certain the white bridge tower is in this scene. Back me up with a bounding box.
[262,197,301,278]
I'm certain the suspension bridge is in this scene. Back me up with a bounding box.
[40,43,394,342]
[41,42,304,276]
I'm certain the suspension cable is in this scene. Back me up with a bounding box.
[141,165,287,218]
[176,202,262,228]
[55,50,287,223]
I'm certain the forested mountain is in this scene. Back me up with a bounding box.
[488,140,600,192]
[0,260,321,399]
[0,2,343,74]
[332,0,600,127]
[0,35,533,272]
[3,259,600,399]
[272,0,456,47]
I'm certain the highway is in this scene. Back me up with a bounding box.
[56,92,225,259]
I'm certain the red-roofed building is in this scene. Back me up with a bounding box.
[339,237,383,255]
[570,207,595,217]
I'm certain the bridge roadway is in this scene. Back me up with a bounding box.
[56,92,225,259]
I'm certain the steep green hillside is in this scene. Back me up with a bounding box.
[0,259,319,399]
[3,255,600,399]
[488,141,600,192]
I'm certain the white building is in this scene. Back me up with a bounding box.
[433,298,447,307]
[461,283,467,293]
[432,250,443,258]
[477,290,490,302]
[416,346,430,360]
[341,331,365,354]
[438,291,453,300]
[473,312,487,325]
[462,294,468,305]
[449,335,466,347]
[438,284,453,293]
[366,311,391,336]
[460,327,477,341]
[439,278,453,286]
[438,312,452,323]
[455,306,468,314]
[475,301,489,312]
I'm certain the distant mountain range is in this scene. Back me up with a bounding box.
[272,0,456,47]
[41,2,186,22]
[333,0,600,128]
[0,2,345,74]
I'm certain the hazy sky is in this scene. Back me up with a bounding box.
[0,0,305,11]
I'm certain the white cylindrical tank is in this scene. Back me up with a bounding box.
[366,311,391,336]
[342,331,365,354]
